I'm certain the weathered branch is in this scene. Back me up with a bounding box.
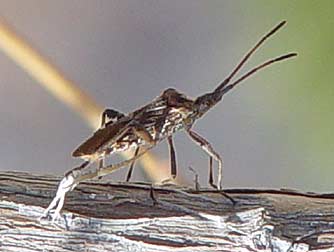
[1,171,334,251]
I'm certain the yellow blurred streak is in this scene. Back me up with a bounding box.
[0,19,172,183]
[0,20,101,129]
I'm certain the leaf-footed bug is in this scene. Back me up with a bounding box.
[42,21,297,221]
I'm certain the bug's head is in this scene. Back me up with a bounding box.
[161,88,194,109]
[194,91,221,118]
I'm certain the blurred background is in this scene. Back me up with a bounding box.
[0,1,333,192]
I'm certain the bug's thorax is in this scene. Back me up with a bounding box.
[133,88,196,141]
[159,106,195,136]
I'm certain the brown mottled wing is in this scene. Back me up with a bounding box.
[72,117,132,157]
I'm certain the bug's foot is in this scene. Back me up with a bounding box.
[210,182,236,205]
[209,181,218,190]
[149,185,158,206]
[159,177,177,186]
[220,191,236,206]
[193,179,200,191]
[212,180,222,191]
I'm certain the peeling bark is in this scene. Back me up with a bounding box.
[1,171,334,251]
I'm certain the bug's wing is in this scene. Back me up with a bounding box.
[72,117,133,157]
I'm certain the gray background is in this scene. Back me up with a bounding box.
[0,1,332,191]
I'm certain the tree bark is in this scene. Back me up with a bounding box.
[1,171,334,252]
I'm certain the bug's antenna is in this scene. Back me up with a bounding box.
[221,52,297,95]
[215,20,287,92]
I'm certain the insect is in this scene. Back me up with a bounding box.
[42,20,297,221]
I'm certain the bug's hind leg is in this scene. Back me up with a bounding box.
[41,160,90,222]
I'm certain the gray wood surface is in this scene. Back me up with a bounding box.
[1,171,334,251]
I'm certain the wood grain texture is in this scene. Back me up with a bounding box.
[1,171,334,251]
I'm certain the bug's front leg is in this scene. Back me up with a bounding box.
[186,129,223,190]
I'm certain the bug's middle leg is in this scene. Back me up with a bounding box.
[98,120,153,182]
[123,122,156,182]
[125,134,178,184]
[167,136,177,179]
[126,146,140,182]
